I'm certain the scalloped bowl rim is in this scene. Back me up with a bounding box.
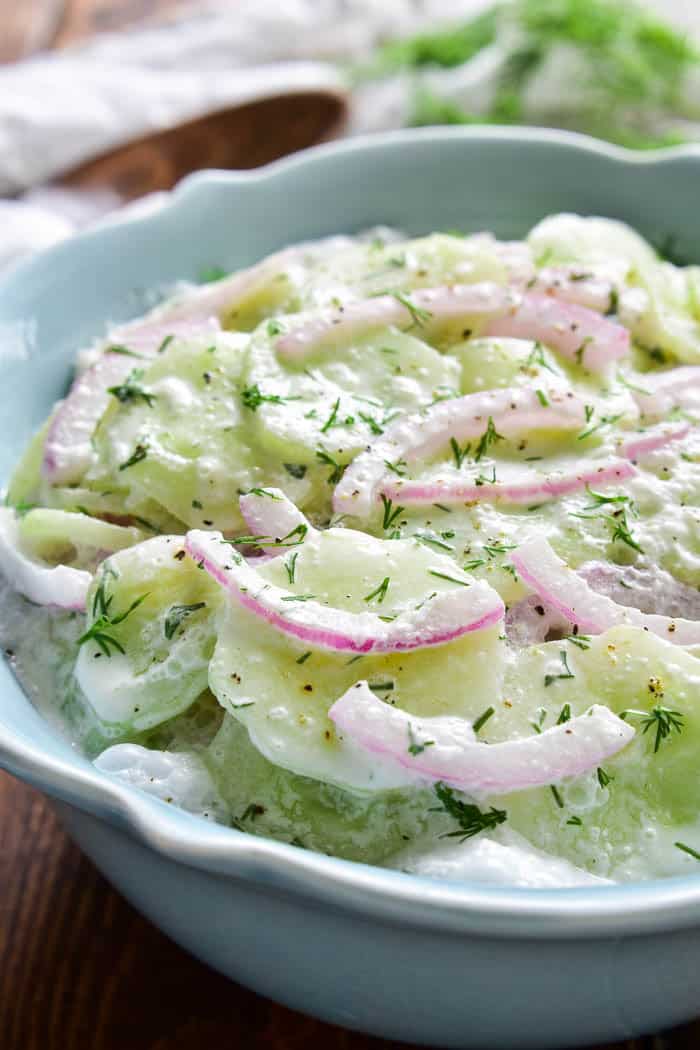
[2,126,700,940]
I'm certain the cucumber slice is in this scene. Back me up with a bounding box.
[242,326,461,463]
[497,627,700,879]
[89,333,314,531]
[528,214,657,274]
[205,713,440,863]
[6,417,50,507]
[18,509,144,568]
[528,213,700,365]
[75,536,220,732]
[451,337,564,394]
[208,527,506,790]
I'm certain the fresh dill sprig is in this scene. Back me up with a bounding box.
[675,841,700,862]
[78,591,149,657]
[621,704,685,753]
[241,384,301,411]
[391,291,433,327]
[118,443,148,471]
[407,725,435,756]
[474,416,504,461]
[544,650,575,687]
[163,602,206,640]
[364,576,390,604]
[380,494,404,532]
[316,449,346,485]
[450,437,471,468]
[285,552,299,584]
[473,706,495,733]
[432,781,507,840]
[107,367,156,407]
[428,569,471,586]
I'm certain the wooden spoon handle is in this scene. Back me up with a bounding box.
[54,90,348,202]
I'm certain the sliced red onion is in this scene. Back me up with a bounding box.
[42,317,220,484]
[275,282,518,358]
[382,458,636,507]
[185,529,504,654]
[511,537,700,646]
[238,488,313,556]
[633,367,700,421]
[529,266,617,314]
[329,682,634,795]
[0,508,91,611]
[334,386,589,517]
[486,293,629,371]
[619,423,691,461]
[109,315,220,355]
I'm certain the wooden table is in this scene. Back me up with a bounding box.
[1,4,699,1048]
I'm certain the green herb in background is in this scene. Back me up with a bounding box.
[363,0,699,151]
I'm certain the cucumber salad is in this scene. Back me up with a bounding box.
[2,214,700,888]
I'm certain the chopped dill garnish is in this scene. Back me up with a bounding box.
[391,290,433,327]
[358,411,384,435]
[407,725,435,756]
[450,437,471,468]
[474,416,504,461]
[544,649,575,687]
[583,487,630,509]
[118,443,148,471]
[320,397,341,433]
[428,569,470,586]
[565,633,591,650]
[556,703,572,725]
[285,552,299,584]
[284,463,307,479]
[78,591,149,657]
[364,576,390,604]
[163,602,206,640]
[597,767,613,788]
[621,704,684,753]
[525,342,556,373]
[380,494,404,531]
[241,384,301,411]
[415,531,454,552]
[675,842,700,862]
[577,412,623,441]
[608,508,644,553]
[316,449,346,485]
[108,371,156,407]
[432,781,507,841]
[473,706,495,733]
[483,541,517,558]
[384,458,408,477]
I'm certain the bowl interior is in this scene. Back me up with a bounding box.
[2,127,700,930]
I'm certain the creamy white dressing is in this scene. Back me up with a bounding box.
[388,829,610,888]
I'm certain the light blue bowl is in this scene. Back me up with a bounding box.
[2,128,700,1049]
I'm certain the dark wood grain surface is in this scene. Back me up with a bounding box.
[1,3,699,1049]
